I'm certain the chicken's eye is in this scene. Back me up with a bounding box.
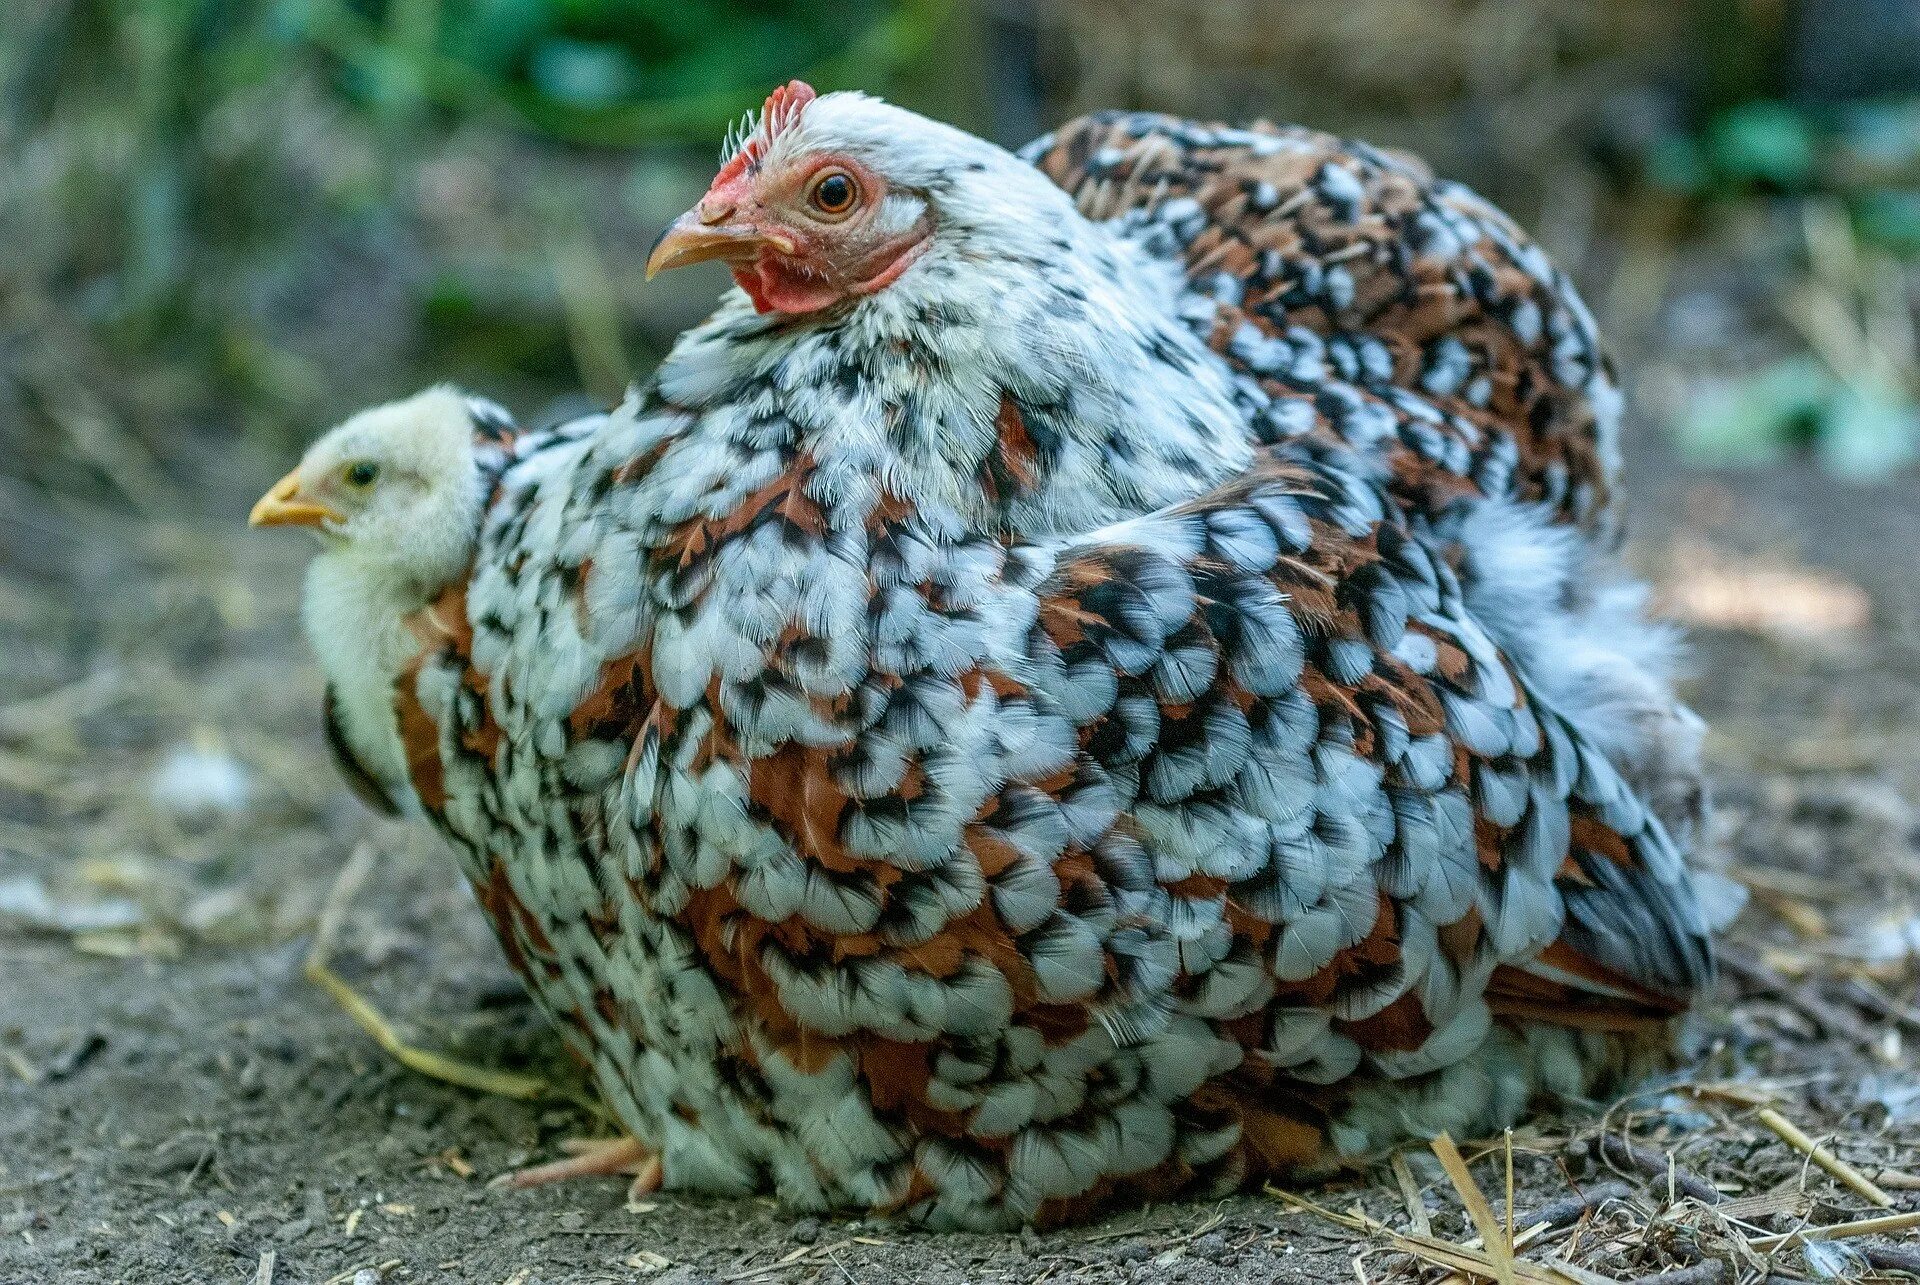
[343,461,380,489]
[808,170,858,217]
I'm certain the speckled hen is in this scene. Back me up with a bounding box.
[260,85,1715,1229]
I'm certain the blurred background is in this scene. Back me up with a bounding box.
[4,3,1920,1280]
[11,0,1920,475]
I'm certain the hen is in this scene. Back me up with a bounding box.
[258,86,1713,1229]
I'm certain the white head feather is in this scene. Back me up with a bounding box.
[280,385,494,591]
[660,89,1255,536]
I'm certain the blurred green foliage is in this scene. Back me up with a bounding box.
[0,0,950,464]
[5,0,1917,487]
[1678,355,1920,479]
[1646,100,1920,245]
[302,0,949,142]
[5,0,946,315]
[1642,101,1920,479]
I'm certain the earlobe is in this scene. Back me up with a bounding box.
[854,237,930,298]
[731,261,845,316]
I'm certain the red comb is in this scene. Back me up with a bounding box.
[714,80,819,186]
[761,80,817,137]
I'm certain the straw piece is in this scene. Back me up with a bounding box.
[1431,1133,1516,1285]
[1688,1081,1782,1108]
[1391,1230,1575,1285]
[1536,1256,1621,1285]
[1753,1106,1893,1208]
[1390,1151,1431,1236]
[1504,1130,1515,1248]
[1749,1209,1920,1250]
[1264,1188,1585,1285]
[307,844,546,1100]
[1467,1221,1553,1253]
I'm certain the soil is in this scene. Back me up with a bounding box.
[4,405,1919,1282]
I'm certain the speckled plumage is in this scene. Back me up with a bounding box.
[1020,111,1705,847]
[1021,111,1625,543]
[315,93,1714,1229]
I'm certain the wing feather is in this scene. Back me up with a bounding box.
[1024,112,1623,541]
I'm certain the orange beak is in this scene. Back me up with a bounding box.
[645,196,796,280]
[249,468,340,529]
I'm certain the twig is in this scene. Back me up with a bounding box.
[1620,1264,1723,1285]
[1596,1135,1723,1206]
[255,1250,277,1285]
[1838,977,1920,1032]
[1752,1107,1893,1208]
[1863,1242,1920,1276]
[1264,1189,1586,1285]
[1720,952,1879,1045]
[1501,1182,1635,1233]
[712,1237,885,1285]
[823,1244,858,1285]
[1874,1167,1920,1191]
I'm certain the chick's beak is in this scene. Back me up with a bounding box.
[645,197,794,280]
[249,469,339,529]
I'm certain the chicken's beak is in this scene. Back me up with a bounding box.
[249,469,339,529]
[645,199,793,280]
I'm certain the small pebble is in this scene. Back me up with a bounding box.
[790,1216,820,1244]
[150,742,253,818]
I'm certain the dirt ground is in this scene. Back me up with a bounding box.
[4,391,1920,1282]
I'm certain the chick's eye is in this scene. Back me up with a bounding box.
[344,462,379,488]
[809,170,857,216]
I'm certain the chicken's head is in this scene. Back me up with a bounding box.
[648,81,1052,316]
[250,386,498,588]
